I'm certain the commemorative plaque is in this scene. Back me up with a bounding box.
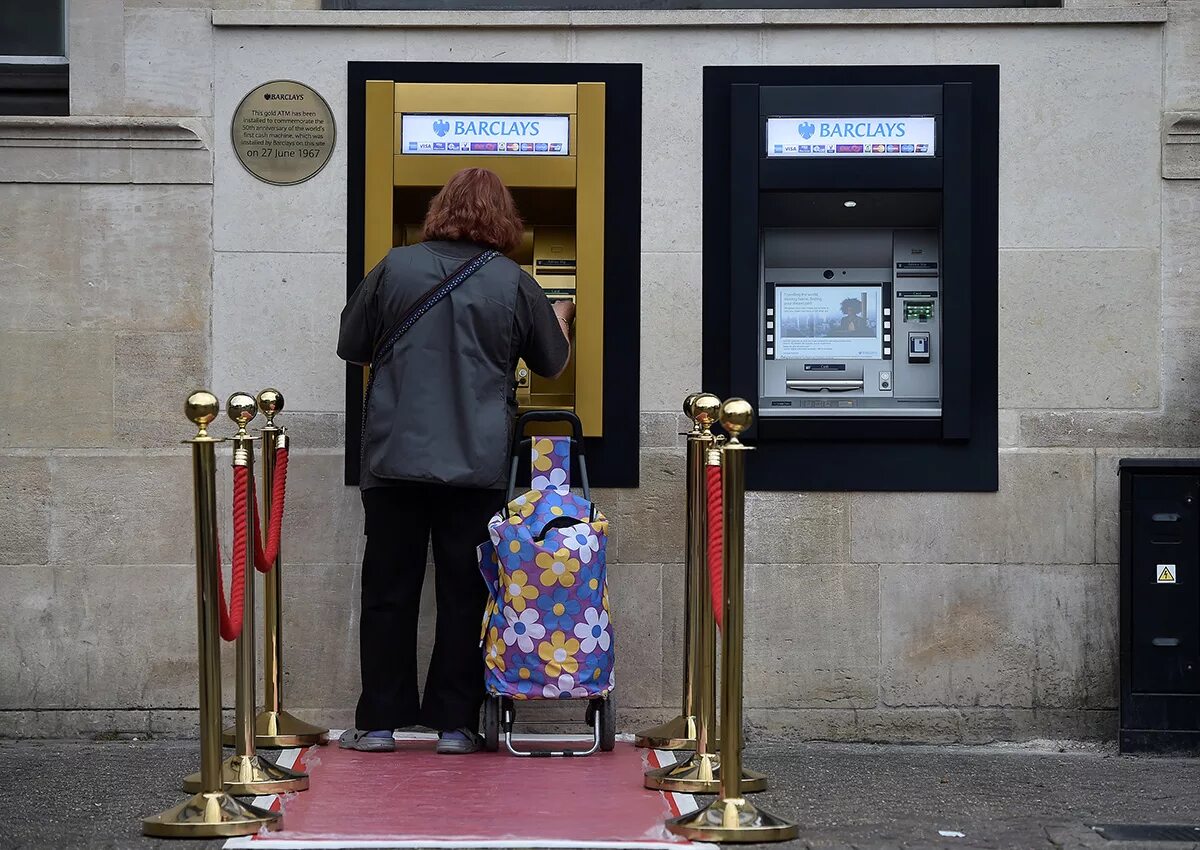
[231,80,335,185]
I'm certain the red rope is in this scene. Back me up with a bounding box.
[706,463,724,630]
[251,446,288,573]
[216,465,251,642]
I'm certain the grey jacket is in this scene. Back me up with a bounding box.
[338,240,567,490]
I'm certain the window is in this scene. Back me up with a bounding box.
[0,0,69,116]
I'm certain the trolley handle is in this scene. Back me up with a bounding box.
[504,410,593,519]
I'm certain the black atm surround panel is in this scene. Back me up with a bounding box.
[701,65,999,492]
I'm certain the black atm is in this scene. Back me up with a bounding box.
[703,66,999,492]
[1120,459,1200,753]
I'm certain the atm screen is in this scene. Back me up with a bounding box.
[774,285,883,360]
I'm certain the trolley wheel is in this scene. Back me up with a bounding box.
[599,694,616,752]
[482,697,500,752]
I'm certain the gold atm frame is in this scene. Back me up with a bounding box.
[345,62,642,489]
[363,81,605,435]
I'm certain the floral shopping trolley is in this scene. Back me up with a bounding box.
[477,411,615,755]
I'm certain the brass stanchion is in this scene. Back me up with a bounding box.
[636,395,714,751]
[143,392,281,837]
[667,400,799,843]
[186,393,309,796]
[221,389,327,748]
[645,394,765,794]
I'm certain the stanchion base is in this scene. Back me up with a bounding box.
[222,710,329,748]
[183,753,309,796]
[635,715,719,750]
[666,796,799,843]
[142,790,281,838]
[644,753,767,794]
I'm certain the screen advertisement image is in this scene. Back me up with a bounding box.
[400,114,571,156]
[775,285,883,360]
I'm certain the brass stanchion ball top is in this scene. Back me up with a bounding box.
[719,397,754,439]
[256,388,284,425]
[226,392,258,434]
[185,391,220,426]
[692,393,722,429]
[185,391,220,437]
[683,392,702,418]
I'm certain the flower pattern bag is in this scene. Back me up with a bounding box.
[478,435,613,701]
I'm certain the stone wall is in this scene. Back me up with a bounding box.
[2,0,1198,743]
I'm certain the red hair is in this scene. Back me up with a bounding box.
[421,167,525,253]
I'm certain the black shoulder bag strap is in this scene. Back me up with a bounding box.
[359,249,500,464]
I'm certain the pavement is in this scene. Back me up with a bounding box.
[1,737,1199,850]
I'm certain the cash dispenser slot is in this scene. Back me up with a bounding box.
[786,379,864,392]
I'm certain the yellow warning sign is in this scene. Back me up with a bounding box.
[1157,564,1177,584]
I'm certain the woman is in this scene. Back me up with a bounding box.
[337,167,574,754]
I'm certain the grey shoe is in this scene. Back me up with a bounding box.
[436,728,482,754]
[338,729,396,752]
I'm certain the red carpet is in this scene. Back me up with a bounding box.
[224,734,704,849]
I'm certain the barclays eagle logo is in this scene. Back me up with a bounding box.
[798,122,816,140]
[433,119,450,137]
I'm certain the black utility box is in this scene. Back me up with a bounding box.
[1120,458,1200,753]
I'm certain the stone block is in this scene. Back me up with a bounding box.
[69,0,126,116]
[0,331,115,448]
[0,456,51,565]
[640,253,702,412]
[49,454,194,565]
[573,28,760,253]
[998,409,1020,449]
[1,185,210,333]
[764,26,938,66]
[213,27,355,253]
[934,26,1161,250]
[0,710,152,740]
[275,564,361,712]
[0,184,82,332]
[271,451,364,566]
[0,565,202,710]
[745,563,879,710]
[212,252,346,414]
[999,249,1159,409]
[1019,410,1199,450]
[956,707,1116,745]
[79,185,212,331]
[114,333,210,448]
[612,449,687,565]
[607,563,663,708]
[1163,181,1200,404]
[851,450,1094,565]
[0,118,212,185]
[399,28,569,63]
[746,707,962,744]
[639,412,683,448]
[1094,448,1200,565]
[1166,0,1200,110]
[124,9,214,116]
[746,491,851,565]
[274,413,344,449]
[880,563,1117,711]
[659,562,686,709]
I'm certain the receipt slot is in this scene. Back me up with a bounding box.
[345,63,643,487]
[703,66,999,492]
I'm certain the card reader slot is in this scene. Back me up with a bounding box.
[786,379,865,392]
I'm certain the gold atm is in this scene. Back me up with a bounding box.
[363,82,606,436]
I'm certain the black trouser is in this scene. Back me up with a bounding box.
[356,483,503,732]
